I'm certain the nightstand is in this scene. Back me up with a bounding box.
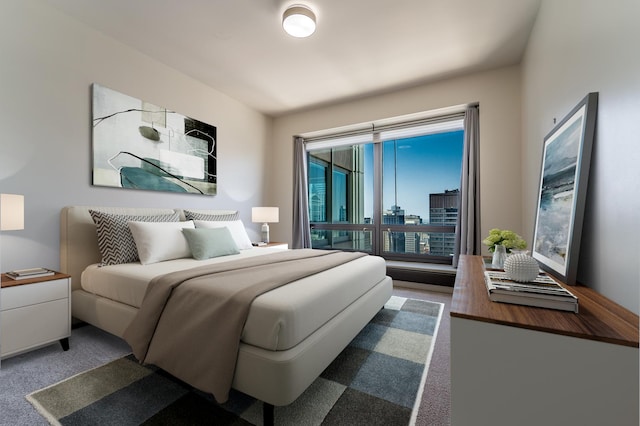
[1,271,71,360]
[256,242,288,250]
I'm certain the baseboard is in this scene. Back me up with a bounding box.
[393,280,454,294]
[386,261,456,287]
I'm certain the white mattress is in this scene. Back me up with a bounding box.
[81,248,387,351]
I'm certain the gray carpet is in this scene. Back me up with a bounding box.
[394,286,452,426]
[21,296,442,425]
[0,325,131,426]
[1,288,452,426]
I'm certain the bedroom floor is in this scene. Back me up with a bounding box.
[0,323,132,425]
[0,282,452,426]
[393,282,453,426]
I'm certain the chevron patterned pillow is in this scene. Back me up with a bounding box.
[89,210,180,266]
[183,210,239,222]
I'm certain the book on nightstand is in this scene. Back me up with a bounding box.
[5,267,55,280]
[484,270,579,313]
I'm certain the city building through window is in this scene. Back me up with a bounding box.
[306,115,464,264]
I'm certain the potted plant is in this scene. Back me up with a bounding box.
[482,228,527,253]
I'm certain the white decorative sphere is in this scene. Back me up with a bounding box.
[504,254,539,282]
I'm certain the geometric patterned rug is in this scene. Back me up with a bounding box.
[27,296,443,426]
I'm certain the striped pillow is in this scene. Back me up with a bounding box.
[183,210,239,222]
[89,210,180,266]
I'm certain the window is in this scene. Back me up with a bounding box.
[308,157,327,222]
[306,114,464,264]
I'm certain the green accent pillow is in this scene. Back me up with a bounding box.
[182,227,240,260]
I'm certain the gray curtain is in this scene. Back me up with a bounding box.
[292,136,312,248]
[453,105,481,267]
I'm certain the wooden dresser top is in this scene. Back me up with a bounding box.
[451,255,639,348]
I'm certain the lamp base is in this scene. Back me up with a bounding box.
[261,223,270,244]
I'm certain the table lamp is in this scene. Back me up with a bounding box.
[251,207,279,244]
[1,193,24,283]
[0,194,24,232]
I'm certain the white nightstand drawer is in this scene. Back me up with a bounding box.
[1,298,70,357]
[1,278,69,311]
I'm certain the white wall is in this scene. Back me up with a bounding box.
[0,1,272,273]
[271,66,523,254]
[521,0,640,313]
[5,1,635,315]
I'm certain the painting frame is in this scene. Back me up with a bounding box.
[91,83,217,196]
[532,92,598,285]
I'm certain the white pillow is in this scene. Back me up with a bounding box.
[89,210,180,265]
[128,220,195,265]
[194,219,253,250]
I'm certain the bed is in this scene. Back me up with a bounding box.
[60,206,393,422]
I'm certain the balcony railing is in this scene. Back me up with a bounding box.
[310,222,456,264]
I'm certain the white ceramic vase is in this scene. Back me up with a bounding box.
[504,253,539,282]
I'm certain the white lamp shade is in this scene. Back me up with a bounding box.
[252,207,279,223]
[282,5,316,38]
[0,193,24,231]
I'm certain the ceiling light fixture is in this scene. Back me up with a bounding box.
[282,5,316,38]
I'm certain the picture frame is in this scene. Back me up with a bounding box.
[92,83,217,195]
[532,92,598,285]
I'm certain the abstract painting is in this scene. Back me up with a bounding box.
[532,93,598,285]
[92,84,217,195]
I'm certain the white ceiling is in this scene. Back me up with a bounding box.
[47,0,541,117]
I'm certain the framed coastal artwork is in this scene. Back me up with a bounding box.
[92,83,217,195]
[532,92,598,285]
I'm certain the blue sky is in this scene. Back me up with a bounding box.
[365,130,464,222]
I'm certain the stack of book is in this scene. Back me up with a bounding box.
[484,270,579,313]
[5,267,55,281]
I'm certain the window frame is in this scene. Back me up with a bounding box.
[305,113,464,264]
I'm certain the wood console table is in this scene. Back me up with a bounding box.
[450,255,638,426]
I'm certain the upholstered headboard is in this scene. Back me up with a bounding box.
[59,206,237,291]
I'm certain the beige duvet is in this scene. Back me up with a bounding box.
[123,249,366,403]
